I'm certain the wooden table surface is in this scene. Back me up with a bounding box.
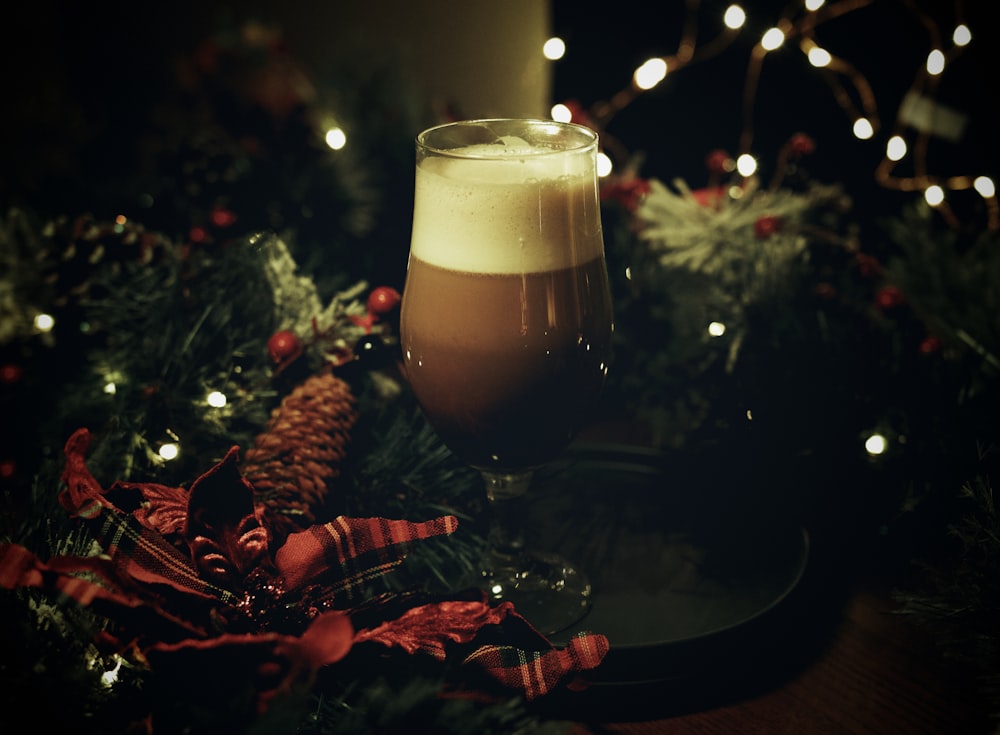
[557,558,994,735]
[524,422,997,734]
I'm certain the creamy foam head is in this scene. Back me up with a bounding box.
[410,143,605,274]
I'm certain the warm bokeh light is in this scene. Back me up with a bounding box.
[34,313,55,332]
[736,153,757,177]
[926,49,945,76]
[543,36,566,60]
[805,0,826,10]
[974,176,996,198]
[550,103,572,123]
[853,117,874,139]
[761,27,786,51]
[807,46,832,67]
[952,24,972,46]
[596,151,613,177]
[324,127,346,150]
[708,321,726,337]
[886,135,907,161]
[633,58,668,90]
[865,433,887,455]
[723,5,746,29]
[206,390,227,408]
[924,185,945,206]
[158,442,180,461]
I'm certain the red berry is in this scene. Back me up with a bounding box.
[367,286,401,315]
[788,132,816,157]
[875,285,905,310]
[754,215,782,239]
[919,336,942,354]
[0,363,23,384]
[267,330,301,363]
[705,149,732,176]
[209,207,238,228]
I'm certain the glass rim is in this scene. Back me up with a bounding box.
[416,118,599,159]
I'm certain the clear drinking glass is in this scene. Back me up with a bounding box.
[400,118,614,634]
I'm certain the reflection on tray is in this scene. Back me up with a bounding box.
[525,443,810,685]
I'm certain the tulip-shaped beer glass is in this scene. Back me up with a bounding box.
[400,119,613,633]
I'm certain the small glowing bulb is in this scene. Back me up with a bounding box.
[865,433,887,455]
[596,151,613,178]
[745,409,753,421]
[101,657,123,687]
[633,57,668,90]
[886,135,907,161]
[952,24,972,47]
[924,185,945,206]
[805,0,825,10]
[34,313,55,332]
[926,49,945,76]
[807,46,832,67]
[543,37,566,60]
[723,5,746,29]
[761,27,786,51]
[974,176,996,198]
[207,390,227,408]
[491,583,504,597]
[853,118,874,140]
[159,442,180,461]
[550,103,572,123]
[736,153,757,177]
[103,381,117,395]
[708,321,726,337]
[324,127,346,150]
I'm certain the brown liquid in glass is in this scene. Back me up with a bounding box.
[401,255,613,473]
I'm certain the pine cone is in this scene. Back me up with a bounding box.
[242,372,358,540]
[42,213,173,306]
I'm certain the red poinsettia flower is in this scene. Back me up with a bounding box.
[601,176,651,212]
[0,427,609,726]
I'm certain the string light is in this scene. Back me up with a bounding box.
[206,390,227,408]
[736,153,757,177]
[723,5,746,29]
[633,58,668,90]
[926,49,946,76]
[924,185,946,207]
[760,27,786,51]
[34,313,55,332]
[886,135,907,161]
[550,103,572,122]
[708,321,726,336]
[974,176,996,198]
[805,44,832,68]
[324,127,346,150]
[158,442,180,461]
[853,117,875,140]
[558,0,996,230]
[101,656,124,687]
[543,36,566,60]
[865,432,888,456]
[596,151,614,177]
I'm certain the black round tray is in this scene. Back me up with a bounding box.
[526,442,810,690]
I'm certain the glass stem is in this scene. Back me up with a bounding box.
[480,470,533,567]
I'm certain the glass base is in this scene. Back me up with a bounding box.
[477,550,593,636]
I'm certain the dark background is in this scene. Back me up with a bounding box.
[3,0,997,234]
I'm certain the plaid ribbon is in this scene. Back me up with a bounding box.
[464,629,610,700]
[275,514,460,600]
[58,428,241,606]
[4,426,611,708]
